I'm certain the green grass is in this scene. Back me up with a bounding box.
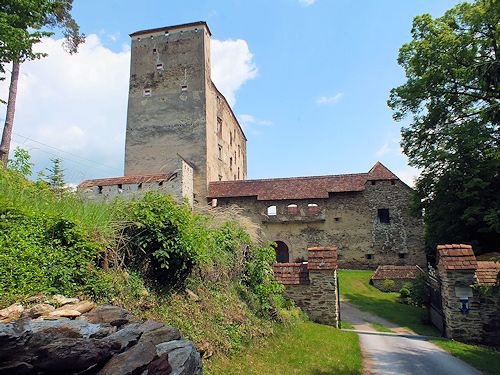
[369,322,392,333]
[339,270,438,336]
[341,321,355,329]
[207,321,362,375]
[431,340,500,375]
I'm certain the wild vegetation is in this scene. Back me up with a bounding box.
[389,0,500,255]
[0,150,294,360]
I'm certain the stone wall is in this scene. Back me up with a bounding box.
[371,279,411,292]
[437,244,500,345]
[273,247,339,327]
[218,179,425,269]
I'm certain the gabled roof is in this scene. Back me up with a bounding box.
[78,172,177,189]
[208,162,400,201]
[437,244,478,270]
[371,265,419,280]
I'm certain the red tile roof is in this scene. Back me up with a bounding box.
[371,265,419,280]
[476,261,500,286]
[78,172,177,188]
[208,162,400,200]
[437,244,478,270]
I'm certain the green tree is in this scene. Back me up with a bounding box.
[388,0,500,254]
[0,0,84,165]
[44,157,66,195]
[7,146,33,178]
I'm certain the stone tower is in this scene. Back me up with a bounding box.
[124,21,247,201]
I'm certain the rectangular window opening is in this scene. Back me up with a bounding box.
[98,186,103,194]
[378,208,390,224]
[399,253,406,259]
[181,85,188,92]
[366,254,373,260]
[143,89,152,97]
[218,145,222,160]
[156,63,164,70]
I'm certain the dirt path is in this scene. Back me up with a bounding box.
[341,301,415,335]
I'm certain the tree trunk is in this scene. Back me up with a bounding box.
[0,61,20,166]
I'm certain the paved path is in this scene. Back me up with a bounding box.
[359,332,482,375]
[341,301,482,375]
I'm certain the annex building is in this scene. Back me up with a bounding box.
[79,21,426,269]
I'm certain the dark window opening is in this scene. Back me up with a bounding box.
[138,183,143,190]
[181,85,188,92]
[371,181,376,185]
[378,209,390,224]
[159,181,164,187]
[366,254,373,260]
[334,217,341,222]
[238,167,240,179]
[287,204,298,215]
[156,63,164,70]
[274,241,289,263]
[153,48,157,53]
[399,253,406,259]
[143,89,152,97]
[218,175,223,181]
[218,145,222,160]
[229,157,233,170]
[98,186,103,194]
[391,180,396,185]
[217,117,222,136]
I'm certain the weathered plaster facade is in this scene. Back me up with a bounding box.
[124,22,246,201]
[209,163,426,269]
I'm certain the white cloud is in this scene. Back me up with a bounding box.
[299,0,316,6]
[395,165,420,187]
[316,92,343,105]
[238,114,273,134]
[0,34,257,184]
[211,39,257,106]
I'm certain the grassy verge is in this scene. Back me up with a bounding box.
[431,340,500,375]
[369,322,392,333]
[207,321,362,375]
[339,270,438,336]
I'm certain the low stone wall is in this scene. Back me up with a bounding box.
[273,247,339,327]
[437,244,500,346]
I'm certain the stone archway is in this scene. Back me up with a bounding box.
[274,241,290,263]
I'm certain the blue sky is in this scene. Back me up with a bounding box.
[1,0,464,185]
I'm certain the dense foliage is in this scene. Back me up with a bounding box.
[388,0,500,254]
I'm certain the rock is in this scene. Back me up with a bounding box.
[52,295,80,306]
[82,305,131,327]
[0,361,33,375]
[98,340,157,375]
[185,289,200,302]
[89,324,116,339]
[66,300,96,314]
[102,322,143,350]
[0,321,32,362]
[26,294,47,303]
[147,353,172,375]
[156,340,202,375]
[48,309,82,318]
[24,303,55,318]
[141,326,181,345]
[29,319,112,340]
[138,320,164,333]
[38,315,71,321]
[35,337,119,373]
[0,304,24,322]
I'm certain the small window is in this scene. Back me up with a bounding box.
[181,84,188,92]
[159,180,164,187]
[153,48,157,53]
[334,217,341,222]
[237,167,240,179]
[399,253,406,259]
[156,63,164,70]
[230,131,233,146]
[229,157,233,170]
[234,174,236,180]
[98,186,103,194]
[218,145,222,160]
[143,89,152,97]
[371,181,376,186]
[217,117,222,135]
[307,203,319,214]
[366,254,373,260]
[117,184,123,194]
[138,183,143,190]
[137,37,141,41]
[391,180,396,185]
[165,31,169,36]
[287,204,298,215]
[238,144,241,157]
[378,209,390,224]
[218,175,223,181]
[267,206,277,216]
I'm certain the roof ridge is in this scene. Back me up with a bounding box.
[210,172,370,185]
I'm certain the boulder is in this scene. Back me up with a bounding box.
[0,361,33,375]
[48,309,82,318]
[0,304,24,322]
[51,295,80,306]
[147,353,172,375]
[35,337,119,373]
[98,340,157,375]
[140,326,181,345]
[65,300,96,314]
[102,322,143,350]
[24,303,55,318]
[82,305,131,327]
[0,321,32,362]
[138,320,164,333]
[156,340,202,375]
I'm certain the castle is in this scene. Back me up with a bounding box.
[79,21,426,269]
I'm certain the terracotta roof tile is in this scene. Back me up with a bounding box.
[371,265,420,280]
[209,162,400,201]
[437,244,478,270]
[78,172,177,188]
[476,261,500,286]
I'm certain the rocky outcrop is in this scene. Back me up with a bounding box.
[0,298,202,374]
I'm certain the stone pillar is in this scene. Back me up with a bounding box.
[306,247,339,327]
[437,244,482,343]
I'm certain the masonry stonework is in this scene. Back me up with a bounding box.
[273,247,339,327]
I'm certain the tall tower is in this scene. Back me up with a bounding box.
[124,21,247,201]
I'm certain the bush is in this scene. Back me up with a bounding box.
[399,277,428,306]
[383,279,396,291]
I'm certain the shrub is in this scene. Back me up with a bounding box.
[383,279,396,291]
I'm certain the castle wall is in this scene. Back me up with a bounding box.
[124,24,210,200]
[217,179,425,269]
